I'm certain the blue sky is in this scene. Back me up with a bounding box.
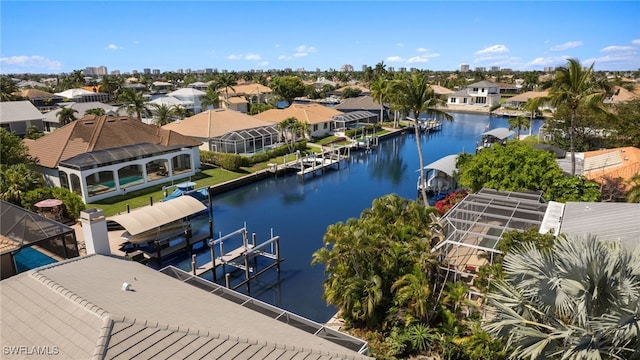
[1,1,639,74]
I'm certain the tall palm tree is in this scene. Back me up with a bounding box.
[545,58,606,175]
[369,77,388,124]
[200,86,221,110]
[390,73,453,206]
[173,105,190,120]
[522,96,545,136]
[56,107,78,125]
[507,116,530,139]
[1,76,19,101]
[483,234,640,360]
[117,88,151,121]
[149,103,177,127]
[215,73,237,108]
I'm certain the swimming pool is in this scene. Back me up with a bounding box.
[13,247,58,273]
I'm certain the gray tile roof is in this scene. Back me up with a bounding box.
[334,96,383,111]
[0,101,45,123]
[0,255,371,360]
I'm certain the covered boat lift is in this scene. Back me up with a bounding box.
[417,154,459,194]
[477,127,514,152]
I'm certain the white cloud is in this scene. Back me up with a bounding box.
[227,54,243,60]
[105,44,123,50]
[0,55,62,70]
[474,45,509,55]
[244,53,261,60]
[416,48,428,53]
[600,45,635,52]
[386,56,404,62]
[633,39,640,45]
[294,45,317,57]
[278,55,291,61]
[407,56,429,64]
[549,41,583,51]
[257,61,269,67]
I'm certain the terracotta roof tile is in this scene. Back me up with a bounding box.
[26,116,200,168]
[162,109,275,138]
[254,103,343,125]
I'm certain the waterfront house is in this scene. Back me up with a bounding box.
[12,88,64,111]
[503,91,549,109]
[0,100,47,136]
[168,88,206,114]
[334,95,388,122]
[582,146,640,198]
[219,83,275,113]
[42,101,126,132]
[254,103,344,138]
[162,108,279,154]
[24,115,201,203]
[148,95,195,114]
[55,88,111,103]
[0,254,371,358]
[447,80,501,107]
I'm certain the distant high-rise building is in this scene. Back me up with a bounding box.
[83,67,97,75]
[143,68,151,75]
[475,67,486,72]
[340,64,354,72]
[501,68,512,73]
[491,66,500,72]
[111,70,120,75]
[399,67,407,73]
[460,64,470,72]
[387,66,395,73]
[185,68,192,74]
[361,65,368,72]
[409,67,417,72]
[176,68,183,74]
[544,66,554,73]
[152,69,160,75]
[132,70,138,75]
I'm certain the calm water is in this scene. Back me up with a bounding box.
[162,113,544,322]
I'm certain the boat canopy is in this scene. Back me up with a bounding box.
[111,196,206,236]
[418,154,459,177]
[480,127,514,140]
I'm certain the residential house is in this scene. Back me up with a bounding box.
[503,91,549,109]
[447,80,501,107]
[604,85,640,104]
[162,108,279,154]
[151,81,174,93]
[168,88,206,114]
[219,83,275,113]
[330,84,371,97]
[24,115,201,203]
[0,100,46,135]
[187,81,209,91]
[42,101,126,132]
[148,96,195,114]
[12,88,64,111]
[582,146,640,199]
[254,103,344,138]
[55,88,111,103]
[334,95,388,122]
[0,254,371,359]
[430,84,454,98]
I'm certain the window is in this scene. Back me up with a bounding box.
[118,164,144,188]
[450,98,457,103]
[313,124,318,131]
[58,171,69,190]
[147,159,169,181]
[323,122,328,129]
[172,154,192,175]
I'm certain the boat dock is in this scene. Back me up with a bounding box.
[418,119,443,133]
[267,148,348,179]
[191,225,284,291]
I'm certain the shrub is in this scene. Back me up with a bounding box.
[434,190,468,215]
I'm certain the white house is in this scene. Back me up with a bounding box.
[168,88,206,114]
[24,115,202,203]
[447,80,501,107]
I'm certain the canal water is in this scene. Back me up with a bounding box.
[161,113,544,323]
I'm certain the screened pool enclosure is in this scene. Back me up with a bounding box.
[208,125,280,154]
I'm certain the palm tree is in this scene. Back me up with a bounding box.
[507,116,530,139]
[369,77,388,124]
[389,73,453,206]
[626,174,640,203]
[1,76,19,101]
[117,88,151,121]
[391,263,433,325]
[0,163,43,204]
[214,73,237,108]
[522,96,545,136]
[200,86,221,110]
[56,107,78,125]
[173,105,190,120]
[483,234,640,360]
[149,103,177,127]
[545,59,606,175]
[84,108,106,116]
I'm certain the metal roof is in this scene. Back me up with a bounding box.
[558,202,640,250]
[419,154,458,177]
[111,196,206,236]
[480,127,515,140]
[332,110,378,122]
[0,254,371,359]
[59,142,182,169]
[0,101,45,123]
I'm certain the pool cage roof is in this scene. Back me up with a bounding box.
[332,111,378,125]
[160,265,370,355]
[0,201,75,255]
[215,125,279,142]
[432,188,549,255]
[59,142,185,170]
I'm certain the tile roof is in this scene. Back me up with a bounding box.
[224,83,273,96]
[162,109,276,138]
[583,147,640,190]
[168,88,206,97]
[42,102,125,123]
[25,116,201,168]
[430,84,454,95]
[507,91,549,103]
[0,101,45,123]
[13,88,60,99]
[334,96,383,111]
[0,255,371,359]
[254,103,344,125]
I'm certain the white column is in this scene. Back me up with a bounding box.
[81,208,111,255]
